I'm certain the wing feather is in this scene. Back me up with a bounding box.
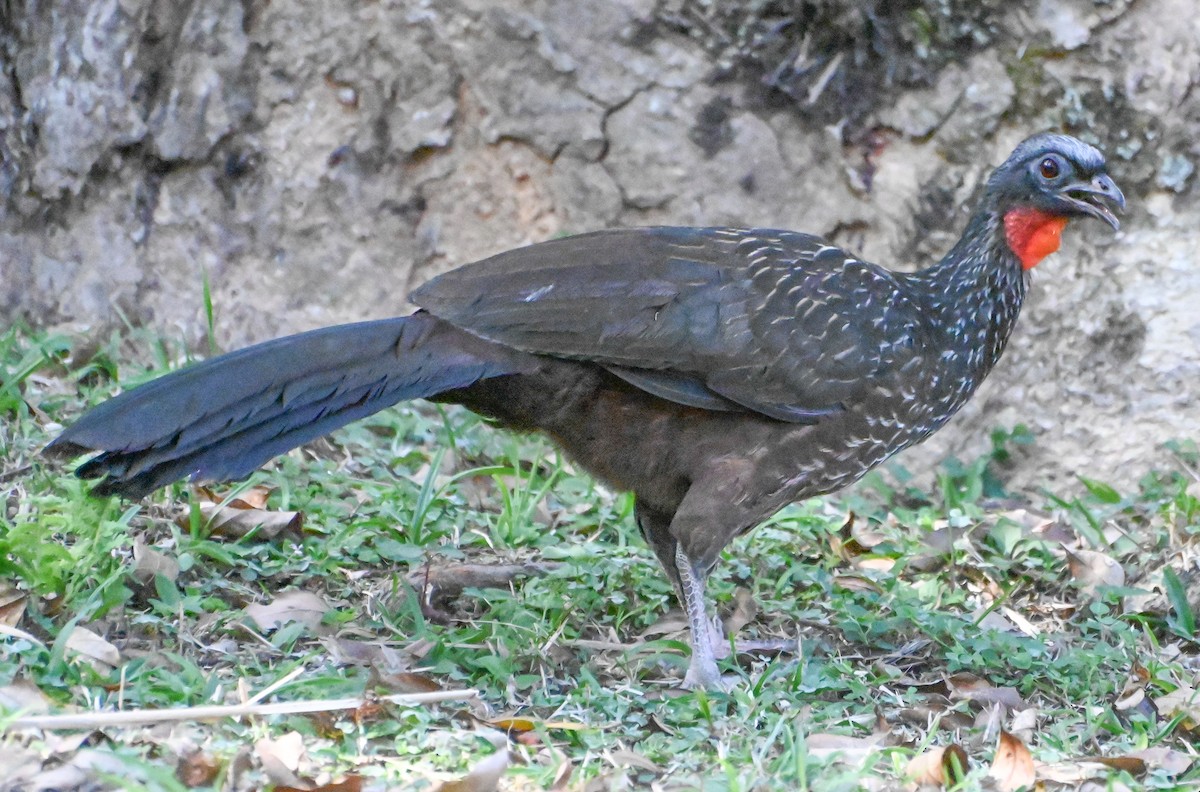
[411,227,924,421]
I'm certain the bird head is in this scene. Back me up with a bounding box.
[986,133,1126,270]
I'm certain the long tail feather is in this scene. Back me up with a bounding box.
[47,314,532,498]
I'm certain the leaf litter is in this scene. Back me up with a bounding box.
[6,334,1200,789]
[245,589,333,632]
[184,485,304,540]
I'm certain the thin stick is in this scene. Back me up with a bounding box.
[246,665,307,705]
[5,689,476,731]
[0,624,45,648]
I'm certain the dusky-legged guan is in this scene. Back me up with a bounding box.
[48,133,1124,689]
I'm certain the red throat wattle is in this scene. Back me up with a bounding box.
[1003,207,1069,270]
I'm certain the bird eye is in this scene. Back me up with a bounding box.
[1039,157,1061,179]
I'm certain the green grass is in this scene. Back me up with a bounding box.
[1,324,1197,790]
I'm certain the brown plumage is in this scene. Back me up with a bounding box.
[48,133,1124,689]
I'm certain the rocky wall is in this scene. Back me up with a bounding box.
[1,0,1197,491]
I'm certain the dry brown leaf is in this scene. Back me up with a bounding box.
[922,526,957,556]
[946,672,1026,710]
[15,748,129,791]
[245,590,331,632]
[436,749,509,792]
[639,608,688,638]
[830,512,866,561]
[1008,707,1038,740]
[0,743,44,786]
[1078,781,1136,792]
[373,670,444,694]
[176,750,221,787]
[1030,515,1076,544]
[851,521,888,549]
[1114,687,1145,711]
[1037,757,1145,785]
[605,749,661,773]
[968,686,1025,710]
[487,715,589,734]
[994,507,1057,534]
[961,566,1004,601]
[1113,664,1156,719]
[0,596,26,629]
[532,499,557,527]
[649,712,677,736]
[973,609,1019,633]
[805,732,884,762]
[0,581,27,627]
[989,730,1035,791]
[188,499,303,541]
[195,484,272,510]
[0,678,51,714]
[906,743,970,787]
[722,586,757,637]
[228,485,272,510]
[456,475,499,512]
[132,536,180,586]
[406,637,437,660]
[1088,756,1148,775]
[833,573,883,594]
[1000,606,1040,637]
[1064,547,1125,598]
[896,700,975,732]
[64,626,121,672]
[1035,762,1093,784]
[905,747,943,787]
[1154,685,1200,729]
[278,776,364,792]
[852,556,897,572]
[550,756,574,791]
[1129,746,1195,776]
[321,636,404,667]
[40,730,93,759]
[255,731,309,788]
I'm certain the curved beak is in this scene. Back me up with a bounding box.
[1063,173,1125,231]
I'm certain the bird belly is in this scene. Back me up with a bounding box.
[446,360,974,528]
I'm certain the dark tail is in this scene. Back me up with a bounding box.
[46,313,533,498]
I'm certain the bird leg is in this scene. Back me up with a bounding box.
[674,544,725,690]
[636,505,729,664]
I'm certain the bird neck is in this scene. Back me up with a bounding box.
[911,210,1030,383]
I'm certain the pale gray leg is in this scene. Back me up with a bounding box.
[638,504,729,683]
[674,544,724,690]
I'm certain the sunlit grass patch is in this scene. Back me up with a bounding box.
[1,325,1196,790]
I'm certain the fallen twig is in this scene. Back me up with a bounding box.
[562,637,805,654]
[0,624,46,648]
[409,561,562,599]
[560,638,641,653]
[4,689,476,731]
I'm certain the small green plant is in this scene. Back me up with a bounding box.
[0,326,70,416]
[490,444,563,548]
[1162,567,1197,640]
[936,424,1034,511]
[201,267,219,358]
[2,327,1198,790]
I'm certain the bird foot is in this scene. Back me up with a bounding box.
[707,617,731,660]
[682,661,735,692]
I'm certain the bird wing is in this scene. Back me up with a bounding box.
[410,226,927,422]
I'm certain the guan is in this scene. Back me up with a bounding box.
[49,133,1124,689]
